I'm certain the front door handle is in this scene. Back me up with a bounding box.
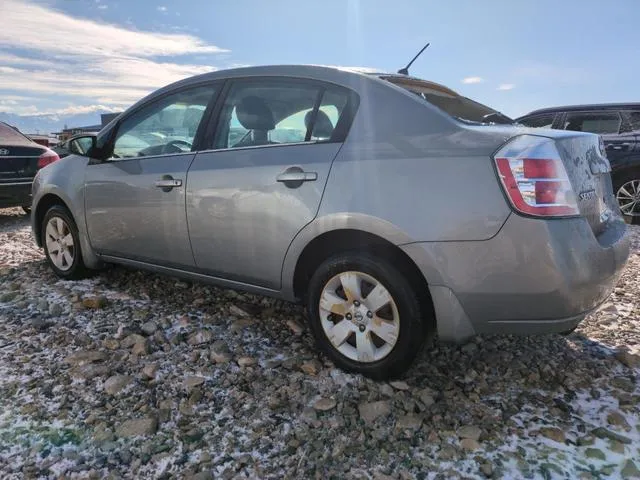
[155,176,182,192]
[276,167,317,188]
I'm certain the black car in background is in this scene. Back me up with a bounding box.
[517,103,640,224]
[0,121,60,213]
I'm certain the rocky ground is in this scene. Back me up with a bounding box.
[0,206,639,480]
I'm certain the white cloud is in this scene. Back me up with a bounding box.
[24,104,122,116]
[0,0,227,58]
[0,52,56,68]
[98,4,107,9]
[0,0,228,114]
[158,6,167,12]
[497,84,515,91]
[462,76,483,84]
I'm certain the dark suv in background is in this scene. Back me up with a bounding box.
[517,103,640,224]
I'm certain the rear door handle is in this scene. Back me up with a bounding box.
[276,167,317,187]
[154,176,182,192]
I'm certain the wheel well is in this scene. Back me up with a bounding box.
[293,229,436,329]
[34,194,70,246]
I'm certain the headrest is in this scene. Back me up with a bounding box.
[305,109,334,138]
[236,96,275,131]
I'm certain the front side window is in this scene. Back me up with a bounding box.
[563,111,621,135]
[519,114,556,129]
[112,85,215,159]
[215,80,349,149]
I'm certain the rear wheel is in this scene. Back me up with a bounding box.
[42,205,89,280]
[613,171,640,225]
[306,252,431,380]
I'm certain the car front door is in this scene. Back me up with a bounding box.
[84,83,218,267]
[186,78,356,289]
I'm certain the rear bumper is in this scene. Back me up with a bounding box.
[401,214,631,342]
[0,181,33,208]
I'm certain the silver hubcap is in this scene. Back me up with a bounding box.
[319,271,400,363]
[617,180,640,216]
[45,217,75,271]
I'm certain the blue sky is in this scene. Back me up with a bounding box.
[0,0,638,119]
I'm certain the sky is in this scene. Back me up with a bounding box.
[0,0,639,121]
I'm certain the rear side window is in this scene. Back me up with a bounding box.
[519,114,556,129]
[215,80,351,149]
[563,111,621,134]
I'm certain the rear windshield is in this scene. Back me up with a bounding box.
[0,122,32,145]
[382,76,514,125]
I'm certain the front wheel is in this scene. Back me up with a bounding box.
[306,252,431,380]
[614,171,640,225]
[42,205,89,280]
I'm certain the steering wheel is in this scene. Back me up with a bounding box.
[162,139,192,154]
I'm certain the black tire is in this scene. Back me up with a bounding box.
[306,252,432,380]
[613,170,640,225]
[42,205,90,280]
[22,206,31,215]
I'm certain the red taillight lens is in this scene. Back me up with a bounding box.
[494,135,579,217]
[37,150,60,169]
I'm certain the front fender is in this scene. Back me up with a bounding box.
[31,156,102,269]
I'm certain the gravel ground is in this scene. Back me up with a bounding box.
[0,206,639,480]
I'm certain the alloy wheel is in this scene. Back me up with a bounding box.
[616,179,640,217]
[45,216,75,271]
[318,271,400,363]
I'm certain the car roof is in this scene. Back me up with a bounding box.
[519,103,640,118]
[125,64,454,111]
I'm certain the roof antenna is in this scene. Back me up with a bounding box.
[397,42,430,75]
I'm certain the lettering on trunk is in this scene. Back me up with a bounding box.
[579,189,596,201]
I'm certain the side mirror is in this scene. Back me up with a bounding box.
[69,135,97,156]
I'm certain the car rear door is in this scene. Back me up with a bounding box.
[84,83,219,267]
[186,77,357,289]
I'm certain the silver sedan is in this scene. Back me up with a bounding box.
[31,65,630,379]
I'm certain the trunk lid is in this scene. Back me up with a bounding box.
[0,144,44,181]
[551,131,616,235]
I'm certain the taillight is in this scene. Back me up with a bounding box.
[37,150,60,169]
[494,135,579,217]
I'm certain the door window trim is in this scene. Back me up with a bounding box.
[90,80,223,164]
[200,76,360,153]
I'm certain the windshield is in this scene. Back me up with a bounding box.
[382,76,514,125]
